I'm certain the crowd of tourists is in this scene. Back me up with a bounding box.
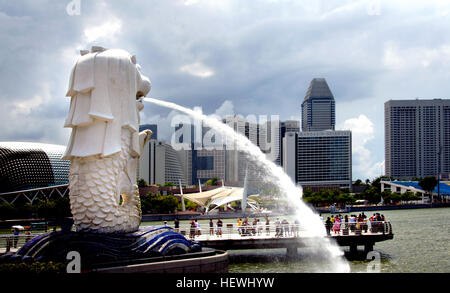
[237,217,265,236]
[235,216,300,238]
[324,212,387,235]
[173,211,388,240]
[185,218,225,239]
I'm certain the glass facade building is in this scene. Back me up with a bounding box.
[301,78,335,132]
[296,131,352,189]
[0,142,69,193]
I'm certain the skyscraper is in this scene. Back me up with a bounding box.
[138,139,187,186]
[385,99,450,179]
[282,78,352,190]
[301,78,335,131]
[280,120,300,167]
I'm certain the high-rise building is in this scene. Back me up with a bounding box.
[385,99,450,179]
[283,131,352,189]
[301,78,335,131]
[224,115,281,185]
[138,139,187,186]
[283,78,352,190]
[280,120,300,167]
[282,132,297,182]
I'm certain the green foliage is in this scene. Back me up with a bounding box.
[137,178,149,187]
[361,186,382,204]
[164,182,175,187]
[371,176,393,192]
[0,197,71,220]
[0,261,65,273]
[419,176,438,193]
[182,199,198,211]
[205,178,218,186]
[140,192,178,214]
[0,202,15,220]
[302,189,354,206]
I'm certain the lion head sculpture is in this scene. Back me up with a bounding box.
[62,46,151,160]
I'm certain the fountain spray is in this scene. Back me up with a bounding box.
[144,97,350,272]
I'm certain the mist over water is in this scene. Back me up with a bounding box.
[144,97,350,273]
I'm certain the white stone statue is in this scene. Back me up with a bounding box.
[62,46,152,233]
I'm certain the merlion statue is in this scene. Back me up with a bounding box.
[62,46,152,233]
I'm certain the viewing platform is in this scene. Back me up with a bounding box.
[179,221,393,255]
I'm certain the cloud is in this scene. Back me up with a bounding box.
[338,114,384,180]
[141,99,235,143]
[83,17,122,43]
[1,0,450,180]
[180,62,214,78]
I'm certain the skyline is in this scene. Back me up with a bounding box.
[2,0,450,181]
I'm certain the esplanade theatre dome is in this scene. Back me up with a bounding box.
[0,142,70,193]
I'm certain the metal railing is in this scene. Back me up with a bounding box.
[324,220,392,236]
[169,221,392,241]
[0,184,69,205]
[0,233,42,252]
[0,221,392,252]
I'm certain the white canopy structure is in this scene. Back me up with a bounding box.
[177,185,260,214]
[176,167,261,214]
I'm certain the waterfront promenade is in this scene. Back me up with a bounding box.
[165,221,392,255]
[0,221,393,256]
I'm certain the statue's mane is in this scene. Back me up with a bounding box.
[63,46,148,160]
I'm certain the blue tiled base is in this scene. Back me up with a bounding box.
[6,226,201,268]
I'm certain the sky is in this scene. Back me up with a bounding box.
[1,0,450,181]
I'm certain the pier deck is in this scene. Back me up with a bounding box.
[184,221,393,254]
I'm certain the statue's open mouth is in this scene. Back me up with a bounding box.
[136,91,145,99]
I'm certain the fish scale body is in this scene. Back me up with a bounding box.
[68,129,141,233]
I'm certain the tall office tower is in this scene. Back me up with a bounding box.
[282,132,298,182]
[259,120,281,165]
[385,99,450,179]
[280,120,300,167]
[224,115,257,184]
[295,131,352,190]
[302,78,335,131]
[138,139,187,186]
[223,115,281,185]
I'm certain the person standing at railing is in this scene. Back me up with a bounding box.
[174,217,180,233]
[332,216,341,235]
[237,218,242,235]
[282,219,289,237]
[242,217,249,236]
[349,215,356,232]
[251,218,258,235]
[216,218,223,237]
[275,218,281,237]
[265,216,270,236]
[293,219,300,237]
[25,230,32,243]
[325,217,332,236]
[195,219,201,236]
[189,219,196,239]
[257,218,263,235]
[12,228,20,248]
[209,219,214,236]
